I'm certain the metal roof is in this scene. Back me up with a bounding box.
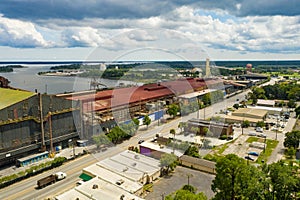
[0,88,35,110]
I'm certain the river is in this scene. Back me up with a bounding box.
[0,65,138,94]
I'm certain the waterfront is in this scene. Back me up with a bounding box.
[0,65,137,94]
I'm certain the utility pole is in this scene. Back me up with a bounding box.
[39,93,46,151]
[49,112,54,155]
[161,193,165,200]
[276,116,278,140]
[242,119,244,135]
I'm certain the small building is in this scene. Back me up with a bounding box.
[232,108,267,120]
[184,118,233,137]
[178,89,217,106]
[139,141,184,159]
[238,73,268,81]
[179,155,216,174]
[257,99,275,107]
[225,108,268,126]
[225,115,262,126]
[247,105,282,115]
[16,151,49,167]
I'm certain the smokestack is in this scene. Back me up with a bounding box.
[205,58,211,77]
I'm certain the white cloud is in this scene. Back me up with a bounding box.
[0,15,49,48]
[62,27,106,47]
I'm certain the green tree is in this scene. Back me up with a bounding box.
[120,121,138,136]
[287,99,296,108]
[160,153,178,175]
[202,139,211,149]
[190,126,200,134]
[202,93,211,106]
[178,122,187,133]
[165,185,207,200]
[252,86,266,99]
[143,115,151,129]
[284,130,300,149]
[185,145,200,158]
[241,120,250,128]
[107,126,130,144]
[233,103,239,110]
[132,118,140,126]
[170,129,176,139]
[285,147,296,159]
[256,121,265,128]
[267,161,300,200]
[295,106,300,117]
[211,154,251,200]
[168,104,179,118]
[92,134,111,148]
[182,184,197,193]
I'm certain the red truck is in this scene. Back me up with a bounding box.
[37,172,66,188]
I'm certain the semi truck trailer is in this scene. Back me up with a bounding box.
[37,172,66,188]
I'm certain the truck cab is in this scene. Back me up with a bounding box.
[55,172,67,180]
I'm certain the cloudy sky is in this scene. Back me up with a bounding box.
[0,0,299,61]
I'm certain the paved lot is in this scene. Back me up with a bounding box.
[145,166,215,200]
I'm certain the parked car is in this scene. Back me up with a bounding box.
[248,132,257,136]
[138,140,145,144]
[258,133,267,138]
[76,180,85,186]
[256,127,264,133]
[245,156,254,161]
[248,152,259,156]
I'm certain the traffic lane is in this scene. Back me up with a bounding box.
[0,154,96,200]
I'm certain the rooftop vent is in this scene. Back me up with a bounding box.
[116,179,124,185]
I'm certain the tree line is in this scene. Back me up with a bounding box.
[212,154,300,200]
[248,82,300,107]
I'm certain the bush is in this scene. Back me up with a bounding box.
[219,135,228,140]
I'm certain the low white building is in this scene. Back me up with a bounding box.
[97,150,161,185]
[247,105,283,115]
[140,141,185,159]
[257,99,275,107]
[55,177,144,200]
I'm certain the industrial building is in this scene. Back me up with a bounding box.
[0,76,225,167]
[62,77,224,139]
[0,84,80,166]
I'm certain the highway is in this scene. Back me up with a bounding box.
[0,80,274,199]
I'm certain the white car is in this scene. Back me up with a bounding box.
[258,133,267,138]
[248,132,257,136]
[256,127,263,133]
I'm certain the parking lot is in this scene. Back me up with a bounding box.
[145,166,215,200]
[216,112,297,163]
